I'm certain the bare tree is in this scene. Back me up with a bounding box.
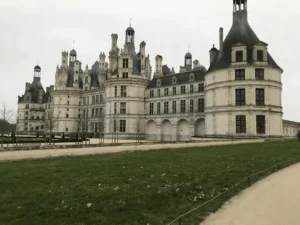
[0,102,16,147]
[79,111,89,145]
[133,116,144,143]
[44,109,60,145]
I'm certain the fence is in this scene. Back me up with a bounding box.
[167,157,300,225]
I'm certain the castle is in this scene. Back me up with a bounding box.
[17,0,300,140]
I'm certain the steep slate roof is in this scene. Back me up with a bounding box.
[208,10,282,72]
[29,77,45,103]
[90,61,100,88]
[162,65,171,75]
[66,61,83,88]
[147,69,205,89]
[125,42,141,75]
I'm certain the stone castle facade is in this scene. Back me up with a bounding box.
[17,0,300,140]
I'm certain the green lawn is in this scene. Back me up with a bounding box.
[0,141,299,225]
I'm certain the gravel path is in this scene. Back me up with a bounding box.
[0,139,263,161]
[200,163,300,225]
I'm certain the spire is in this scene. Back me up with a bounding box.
[130,18,132,27]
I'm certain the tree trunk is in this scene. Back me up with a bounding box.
[1,133,3,148]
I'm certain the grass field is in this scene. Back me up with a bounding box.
[0,141,299,225]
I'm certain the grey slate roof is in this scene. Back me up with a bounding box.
[162,65,171,75]
[66,61,83,88]
[147,68,205,89]
[125,42,141,75]
[90,61,100,88]
[208,10,282,73]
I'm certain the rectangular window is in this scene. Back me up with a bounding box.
[198,83,204,93]
[123,58,129,68]
[256,89,265,106]
[99,108,103,117]
[95,108,99,117]
[235,69,245,80]
[157,102,161,115]
[181,86,186,94]
[236,51,243,62]
[92,96,95,104]
[164,102,169,114]
[92,109,95,118]
[100,95,103,104]
[66,114,69,118]
[67,101,70,105]
[150,103,154,115]
[150,90,154,98]
[87,97,89,105]
[236,89,245,106]
[172,101,176,114]
[85,76,88,84]
[257,50,264,61]
[122,72,128,78]
[83,110,86,118]
[113,120,117,132]
[173,87,177,95]
[96,95,99,104]
[120,102,126,114]
[121,86,127,97]
[157,89,160,97]
[236,115,246,133]
[190,99,194,113]
[66,128,68,132]
[255,69,264,80]
[190,85,194,94]
[114,86,117,97]
[198,98,205,112]
[120,120,126,133]
[256,115,266,134]
[114,102,117,114]
[180,100,186,113]
[26,104,29,109]
[164,88,169,96]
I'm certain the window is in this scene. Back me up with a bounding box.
[173,87,176,95]
[67,101,70,105]
[113,120,117,132]
[96,95,99,104]
[235,69,245,80]
[114,86,117,97]
[198,98,205,112]
[149,90,154,98]
[157,79,161,87]
[236,115,246,133]
[164,88,169,96]
[173,77,177,84]
[150,103,154,115]
[172,101,177,114]
[66,114,69,118]
[157,89,161,97]
[190,99,194,113]
[157,102,161,115]
[255,69,264,80]
[190,74,194,81]
[120,102,126,114]
[85,87,88,91]
[92,109,95,118]
[120,120,126,132]
[85,76,88,84]
[122,72,128,78]
[114,102,117,114]
[256,89,265,106]
[121,86,127,97]
[25,112,28,115]
[189,85,193,94]
[100,95,103,104]
[83,110,86,118]
[180,100,186,113]
[100,108,103,117]
[87,97,89,105]
[66,128,69,132]
[236,89,245,106]
[92,96,95,104]
[181,86,186,94]
[198,83,204,93]
[26,104,29,109]
[83,97,86,105]
[256,115,265,134]
[95,108,99,117]
[257,50,264,61]
[123,58,129,68]
[236,51,243,62]
[164,102,169,114]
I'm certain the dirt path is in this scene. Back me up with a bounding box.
[0,139,263,161]
[200,163,300,225]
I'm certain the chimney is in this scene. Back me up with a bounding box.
[219,27,224,53]
[155,55,163,77]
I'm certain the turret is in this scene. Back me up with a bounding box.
[125,26,135,45]
[140,41,146,70]
[34,65,41,78]
[155,55,163,77]
[233,0,247,12]
[111,34,118,50]
[70,49,77,63]
[184,52,192,71]
[99,52,106,72]
[209,45,219,65]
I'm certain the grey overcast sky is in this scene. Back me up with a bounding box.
[0,0,299,121]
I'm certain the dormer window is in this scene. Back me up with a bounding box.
[172,76,177,84]
[257,50,264,61]
[123,58,129,69]
[85,76,88,84]
[189,73,195,81]
[236,51,243,62]
[157,79,161,87]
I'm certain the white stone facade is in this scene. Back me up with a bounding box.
[17,1,300,141]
